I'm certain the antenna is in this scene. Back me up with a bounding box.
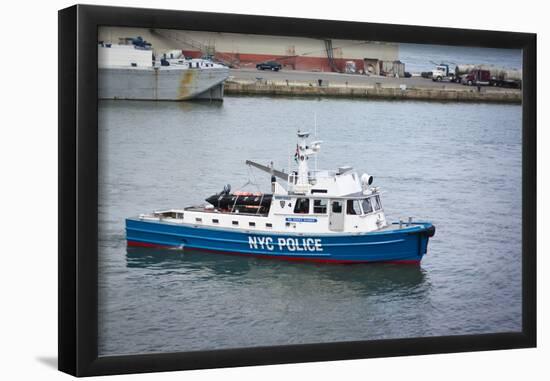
[288,145,291,178]
[314,113,318,171]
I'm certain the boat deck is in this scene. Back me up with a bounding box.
[184,206,269,217]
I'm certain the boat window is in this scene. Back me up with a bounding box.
[331,201,343,213]
[195,217,202,223]
[362,198,373,214]
[232,221,239,226]
[313,199,327,214]
[212,219,219,224]
[294,198,310,214]
[373,195,382,211]
[346,200,361,215]
[266,223,273,228]
[176,212,183,219]
[249,222,256,227]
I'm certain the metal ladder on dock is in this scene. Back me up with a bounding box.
[324,39,341,73]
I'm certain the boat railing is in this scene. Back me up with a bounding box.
[184,205,269,217]
[287,170,338,185]
[307,170,337,182]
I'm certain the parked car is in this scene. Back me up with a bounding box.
[420,71,433,79]
[256,61,282,71]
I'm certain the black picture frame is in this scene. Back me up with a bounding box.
[58,4,537,377]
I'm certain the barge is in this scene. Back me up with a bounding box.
[98,37,229,101]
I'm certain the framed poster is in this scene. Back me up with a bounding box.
[58,4,536,376]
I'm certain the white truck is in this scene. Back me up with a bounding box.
[431,64,459,82]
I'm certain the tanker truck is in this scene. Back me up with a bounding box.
[455,64,522,88]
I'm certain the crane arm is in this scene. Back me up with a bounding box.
[245,160,289,181]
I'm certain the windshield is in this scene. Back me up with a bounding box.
[373,195,382,211]
[362,198,373,214]
[347,200,361,215]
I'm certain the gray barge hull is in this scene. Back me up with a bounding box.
[98,67,229,101]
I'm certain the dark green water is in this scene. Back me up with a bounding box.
[98,96,522,355]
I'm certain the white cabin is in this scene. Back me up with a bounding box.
[139,132,388,235]
[98,41,226,70]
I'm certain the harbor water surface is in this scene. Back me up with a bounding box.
[98,96,522,356]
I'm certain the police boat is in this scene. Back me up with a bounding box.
[126,131,435,264]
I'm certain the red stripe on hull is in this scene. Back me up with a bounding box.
[181,50,366,73]
[127,240,420,265]
[384,260,422,265]
[127,240,172,249]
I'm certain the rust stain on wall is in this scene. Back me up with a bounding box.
[153,68,159,100]
[178,70,196,100]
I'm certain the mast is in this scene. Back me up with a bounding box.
[296,131,310,188]
[314,113,318,172]
[295,131,322,193]
[246,132,322,194]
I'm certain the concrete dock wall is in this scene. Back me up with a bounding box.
[224,79,521,104]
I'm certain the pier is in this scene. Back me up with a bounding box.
[224,69,521,104]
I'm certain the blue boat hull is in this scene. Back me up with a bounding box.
[125,218,435,264]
